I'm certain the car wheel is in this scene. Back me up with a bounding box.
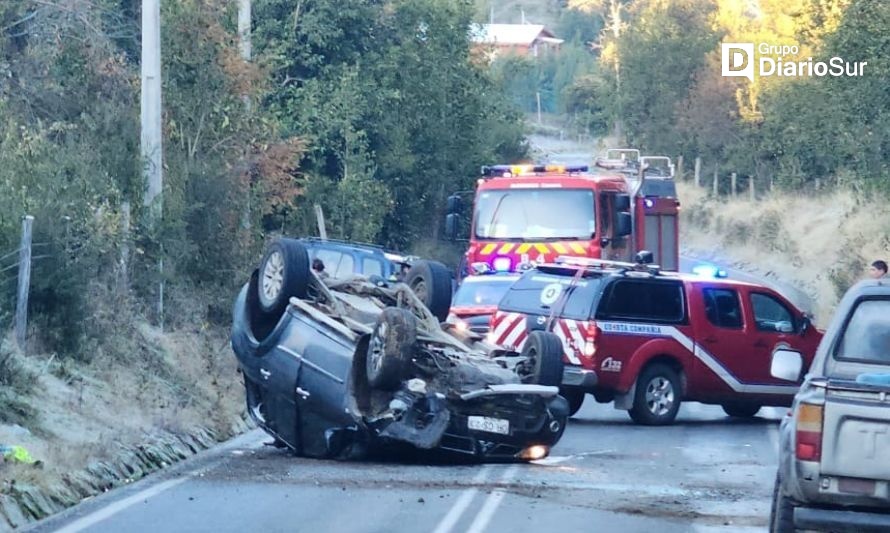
[629,363,681,425]
[560,387,585,417]
[366,307,417,390]
[722,403,761,418]
[769,474,796,532]
[518,331,565,386]
[404,260,453,322]
[256,239,310,317]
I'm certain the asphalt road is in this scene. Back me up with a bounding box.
[27,399,783,533]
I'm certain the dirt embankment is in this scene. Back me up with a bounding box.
[678,181,890,327]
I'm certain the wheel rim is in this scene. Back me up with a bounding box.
[411,278,427,303]
[522,346,538,383]
[261,251,285,305]
[368,322,388,377]
[644,376,675,416]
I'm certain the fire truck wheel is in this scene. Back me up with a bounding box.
[722,403,761,418]
[256,239,310,318]
[366,307,417,391]
[559,388,585,417]
[519,331,565,387]
[629,363,681,425]
[404,260,453,322]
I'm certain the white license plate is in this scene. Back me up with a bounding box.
[467,416,510,435]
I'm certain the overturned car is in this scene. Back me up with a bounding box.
[231,239,568,461]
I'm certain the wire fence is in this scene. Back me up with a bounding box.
[0,236,51,342]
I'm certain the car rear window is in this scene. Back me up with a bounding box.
[362,257,384,277]
[498,271,603,320]
[596,279,686,323]
[835,299,890,365]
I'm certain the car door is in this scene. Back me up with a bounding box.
[744,289,810,386]
[255,324,303,451]
[689,285,753,398]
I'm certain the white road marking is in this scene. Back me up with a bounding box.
[465,464,520,533]
[52,475,191,533]
[430,466,491,533]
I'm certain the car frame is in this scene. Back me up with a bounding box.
[231,238,569,462]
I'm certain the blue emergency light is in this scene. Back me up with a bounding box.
[492,256,512,272]
[692,264,728,278]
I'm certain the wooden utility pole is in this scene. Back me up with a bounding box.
[731,172,738,197]
[120,201,131,288]
[314,204,328,240]
[141,0,163,222]
[694,157,701,187]
[14,215,33,352]
[536,92,542,124]
[749,177,756,202]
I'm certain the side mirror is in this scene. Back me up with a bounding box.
[635,250,654,265]
[798,315,811,336]
[615,212,632,237]
[444,213,459,241]
[770,348,803,382]
[615,194,631,211]
[446,194,462,215]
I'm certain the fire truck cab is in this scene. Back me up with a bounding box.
[444,150,680,278]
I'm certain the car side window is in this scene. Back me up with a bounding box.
[835,299,890,364]
[334,254,355,278]
[702,288,743,328]
[750,292,795,333]
[596,279,685,323]
[362,258,383,277]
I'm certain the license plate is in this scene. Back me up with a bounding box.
[468,416,510,435]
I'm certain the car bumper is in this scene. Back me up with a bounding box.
[562,366,598,389]
[795,507,890,532]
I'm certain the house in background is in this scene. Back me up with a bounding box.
[470,23,564,60]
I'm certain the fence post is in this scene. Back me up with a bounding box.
[15,215,33,352]
[731,172,738,197]
[749,177,755,202]
[676,155,684,181]
[121,201,131,288]
[314,204,328,240]
[694,157,701,187]
[712,163,719,196]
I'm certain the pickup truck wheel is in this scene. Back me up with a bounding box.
[629,363,681,425]
[518,331,565,387]
[560,388,585,417]
[366,308,417,390]
[404,260,453,322]
[722,403,761,418]
[769,474,795,533]
[257,239,310,317]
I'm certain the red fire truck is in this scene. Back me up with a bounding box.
[444,150,681,276]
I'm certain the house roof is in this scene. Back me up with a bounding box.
[470,23,563,46]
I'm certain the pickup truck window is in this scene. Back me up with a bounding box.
[836,299,890,365]
[703,288,743,328]
[499,272,603,320]
[750,292,794,333]
[596,279,685,324]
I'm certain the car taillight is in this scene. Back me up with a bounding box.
[795,403,824,461]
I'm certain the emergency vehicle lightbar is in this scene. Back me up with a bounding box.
[553,255,662,275]
[480,164,589,178]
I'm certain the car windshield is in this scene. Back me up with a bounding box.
[453,277,517,307]
[474,189,595,240]
[835,299,890,365]
[498,270,604,320]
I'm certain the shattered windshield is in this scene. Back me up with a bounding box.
[474,189,595,240]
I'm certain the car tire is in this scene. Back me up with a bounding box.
[769,474,796,532]
[404,260,453,322]
[519,331,565,387]
[629,363,682,425]
[560,387,585,417]
[722,403,761,418]
[366,307,417,390]
[256,239,310,317]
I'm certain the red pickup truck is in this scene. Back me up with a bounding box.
[490,257,823,424]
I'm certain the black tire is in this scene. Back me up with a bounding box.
[404,260,453,322]
[560,387,585,417]
[769,474,796,533]
[722,403,761,418]
[629,363,682,425]
[366,308,417,390]
[256,239,310,317]
[518,331,565,386]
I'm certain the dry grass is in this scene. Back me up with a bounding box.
[679,182,890,326]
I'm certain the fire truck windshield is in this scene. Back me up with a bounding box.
[474,189,595,240]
